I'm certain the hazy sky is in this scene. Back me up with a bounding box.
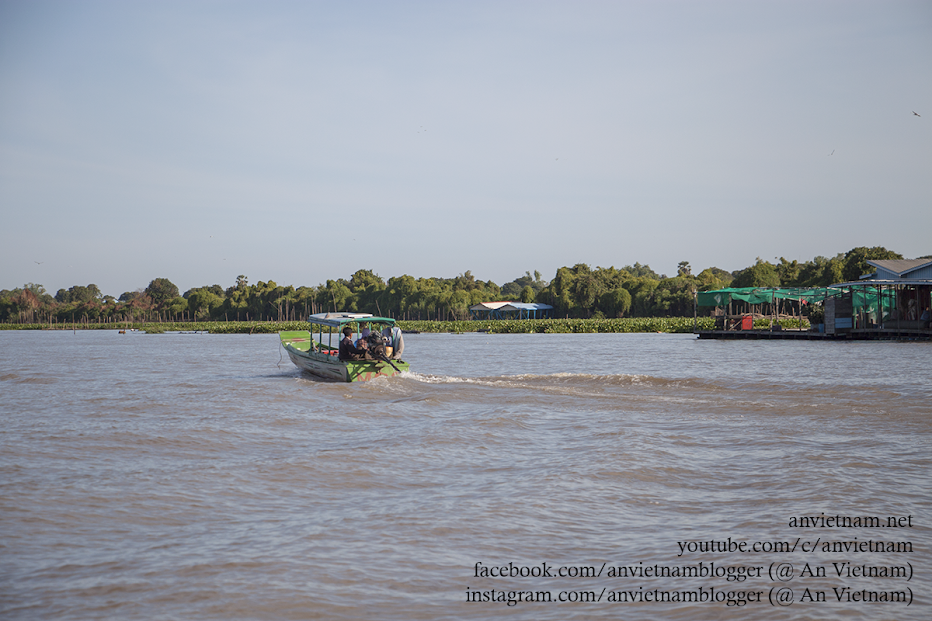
[2,0,930,297]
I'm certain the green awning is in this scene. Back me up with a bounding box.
[697,287,837,307]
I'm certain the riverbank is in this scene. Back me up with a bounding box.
[0,316,812,334]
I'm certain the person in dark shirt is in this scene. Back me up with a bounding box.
[339,327,365,361]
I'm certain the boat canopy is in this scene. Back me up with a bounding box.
[307,312,397,328]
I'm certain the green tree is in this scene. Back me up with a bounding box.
[452,270,480,292]
[622,263,663,279]
[187,288,223,319]
[651,276,696,316]
[627,278,659,316]
[841,246,903,282]
[317,279,354,313]
[546,267,577,317]
[385,275,419,317]
[501,280,523,299]
[731,259,780,288]
[349,269,384,292]
[293,286,317,317]
[450,289,471,319]
[502,270,548,298]
[696,268,731,291]
[57,284,102,304]
[166,296,188,317]
[145,278,179,307]
[599,288,632,317]
[572,271,604,315]
[5,288,41,322]
[795,255,844,286]
[776,258,801,285]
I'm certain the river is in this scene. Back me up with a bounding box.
[2,330,930,619]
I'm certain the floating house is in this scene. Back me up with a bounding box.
[468,301,554,320]
[695,258,932,340]
[827,259,932,337]
[695,287,830,336]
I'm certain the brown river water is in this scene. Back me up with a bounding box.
[2,330,930,620]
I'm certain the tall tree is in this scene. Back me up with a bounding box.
[599,288,632,317]
[776,258,801,285]
[841,246,903,282]
[696,268,732,290]
[795,255,844,286]
[622,263,663,279]
[56,284,102,304]
[317,279,353,312]
[731,259,780,288]
[145,278,179,307]
[349,269,384,292]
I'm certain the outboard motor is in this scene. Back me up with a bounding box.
[366,330,387,358]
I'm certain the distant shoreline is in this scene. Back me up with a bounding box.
[0,316,810,334]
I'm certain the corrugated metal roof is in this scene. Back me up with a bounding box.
[468,301,554,311]
[831,280,932,288]
[498,303,554,311]
[867,259,932,275]
[468,301,513,311]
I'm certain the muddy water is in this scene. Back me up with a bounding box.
[2,331,930,619]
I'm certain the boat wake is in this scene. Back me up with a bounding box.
[404,371,726,391]
[395,371,897,416]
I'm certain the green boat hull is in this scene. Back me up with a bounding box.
[280,331,409,382]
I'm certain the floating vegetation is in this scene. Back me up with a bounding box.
[2,316,811,334]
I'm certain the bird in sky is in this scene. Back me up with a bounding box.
[35,261,43,265]
[914,111,921,117]
[828,150,834,156]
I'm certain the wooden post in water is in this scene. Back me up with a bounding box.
[692,289,697,332]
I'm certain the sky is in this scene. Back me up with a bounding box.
[1,0,930,297]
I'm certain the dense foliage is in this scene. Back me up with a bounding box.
[0,315,818,334]
[0,246,912,325]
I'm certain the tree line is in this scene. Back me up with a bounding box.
[0,246,913,324]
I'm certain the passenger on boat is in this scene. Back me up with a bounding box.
[339,327,366,361]
[382,326,404,359]
[355,328,371,350]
